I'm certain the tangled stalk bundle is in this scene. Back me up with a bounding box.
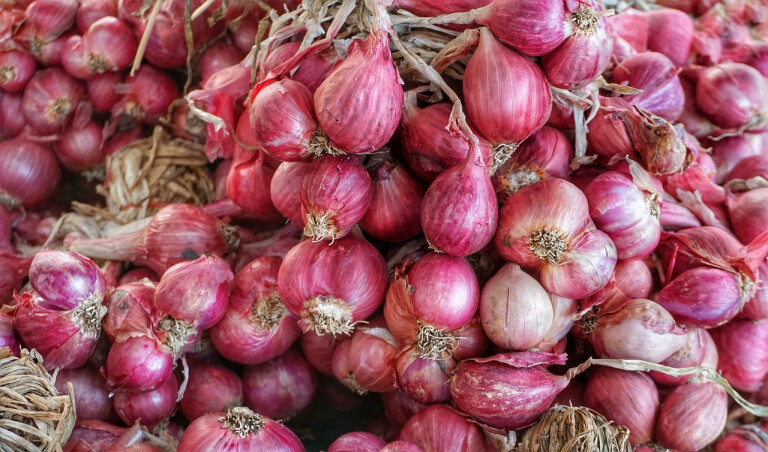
[0,348,76,452]
[519,405,632,452]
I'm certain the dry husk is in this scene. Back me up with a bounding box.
[519,405,631,452]
[0,348,76,452]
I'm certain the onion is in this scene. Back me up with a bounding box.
[210,257,300,365]
[480,263,553,351]
[583,367,658,445]
[55,121,105,171]
[728,188,768,244]
[359,155,425,242]
[68,204,237,275]
[242,349,316,420]
[278,236,388,336]
[394,344,455,404]
[180,360,243,422]
[610,52,685,122]
[0,91,26,140]
[116,65,180,125]
[421,143,498,256]
[721,142,768,184]
[380,390,424,427]
[585,97,637,164]
[613,259,653,300]
[656,382,728,451]
[0,308,21,356]
[117,268,158,285]
[398,405,487,452]
[271,162,310,225]
[113,375,178,428]
[716,424,768,452]
[0,138,61,208]
[291,46,338,94]
[450,352,571,430]
[22,67,84,134]
[743,260,768,321]
[650,328,718,386]
[391,0,492,16]
[495,178,617,298]
[104,335,174,391]
[328,432,386,452]
[65,421,160,451]
[314,29,403,154]
[77,0,118,33]
[623,108,690,176]
[200,44,243,83]
[61,17,136,79]
[710,319,768,392]
[646,9,694,66]
[102,280,155,343]
[0,50,37,92]
[300,155,372,242]
[464,28,551,160]
[695,63,768,132]
[606,9,648,54]
[55,366,113,421]
[29,250,108,310]
[300,330,339,375]
[344,323,398,392]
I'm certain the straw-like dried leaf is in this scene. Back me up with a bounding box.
[519,405,631,452]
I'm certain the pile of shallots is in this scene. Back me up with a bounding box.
[4,0,768,450]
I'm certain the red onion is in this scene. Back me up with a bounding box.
[743,260,768,321]
[495,178,616,298]
[180,360,243,422]
[22,67,84,134]
[233,225,302,271]
[345,323,398,392]
[0,50,36,92]
[292,46,339,94]
[227,150,281,222]
[300,330,338,375]
[610,52,685,122]
[541,1,612,90]
[102,280,155,343]
[0,91,26,140]
[16,0,77,57]
[380,390,424,427]
[359,155,425,242]
[104,127,145,155]
[678,76,717,139]
[65,421,160,452]
[117,268,158,285]
[77,0,117,33]
[313,29,403,154]
[728,188,768,244]
[55,121,104,171]
[450,352,570,430]
[695,63,768,132]
[211,257,300,364]
[464,28,551,158]
[278,236,387,336]
[0,138,61,208]
[588,298,689,363]
[394,344,455,404]
[586,97,637,164]
[55,365,113,421]
[116,65,180,125]
[104,335,174,391]
[28,250,107,310]
[260,42,301,78]
[270,162,310,225]
[399,405,487,452]
[480,263,553,351]
[606,9,648,54]
[300,155,372,242]
[583,367,659,445]
[0,308,21,356]
[614,259,653,300]
[710,319,768,392]
[716,424,768,452]
[328,432,386,452]
[421,143,498,256]
[113,375,178,428]
[650,328,717,386]
[623,108,690,175]
[68,204,237,275]
[242,349,316,420]
[722,148,768,185]
[656,382,728,451]
[452,316,491,360]
[62,17,136,79]
[0,252,33,303]
[491,125,571,203]
[177,407,303,451]
[200,44,243,83]
[646,9,694,66]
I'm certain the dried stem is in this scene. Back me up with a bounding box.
[131,0,165,76]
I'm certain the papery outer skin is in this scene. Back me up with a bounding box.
[154,254,233,330]
[729,188,768,244]
[349,326,398,392]
[271,162,311,225]
[591,298,689,363]
[359,158,425,242]
[278,236,388,331]
[243,350,317,420]
[176,411,305,452]
[314,31,403,154]
[14,292,100,370]
[22,67,84,135]
[611,52,685,122]
[656,267,745,328]
[650,328,717,386]
[696,63,768,130]
[105,335,173,391]
[395,347,455,404]
[464,28,552,145]
[55,366,113,421]
[420,145,498,257]
[300,155,373,241]
[391,0,492,16]
[102,281,155,343]
[583,367,659,445]
[614,259,653,299]
[476,0,568,57]
[743,260,768,320]
[300,330,338,375]
[480,263,554,351]
[710,319,768,392]
[400,100,493,182]
[328,432,387,452]
[249,78,318,162]
[30,250,107,310]
[450,352,569,430]
[542,6,612,90]
[180,360,243,422]
[210,257,300,365]
[584,171,661,259]
[647,9,694,66]
[381,389,425,427]
[398,405,487,452]
[113,375,178,428]
[585,97,639,163]
[655,226,745,280]
[492,125,572,203]
[656,382,728,451]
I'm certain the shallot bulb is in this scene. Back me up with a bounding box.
[243,350,317,420]
[728,188,768,244]
[394,344,456,404]
[61,17,136,79]
[55,121,105,172]
[398,405,488,452]
[586,97,637,164]
[710,319,768,392]
[22,67,84,135]
[495,178,617,298]
[715,424,768,452]
[176,407,304,451]
[343,323,398,393]
[0,91,26,140]
[656,382,728,451]
[104,334,174,391]
[0,309,21,356]
[278,236,388,336]
[226,148,281,222]
[610,52,685,122]
[180,360,243,422]
[0,50,36,92]
[300,330,339,375]
[113,375,179,428]
[102,280,155,343]
[55,366,113,421]
[328,432,386,452]
[623,108,691,175]
[271,162,311,225]
[77,0,118,33]
[0,139,61,208]
[696,63,768,133]
[29,250,108,310]
[380,390,425,427]
[613,259,653,300]
[646,8,694,66]
[649,328,718,386]
[210,257,300,365]
[300,155,372,242]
